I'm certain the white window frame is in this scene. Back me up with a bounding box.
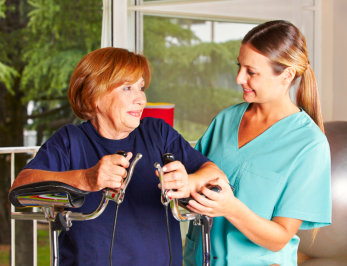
[107,0,322,95]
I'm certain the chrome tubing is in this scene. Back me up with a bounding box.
[154,161,199,222]
[154,162,170,205]
[105,153,143,204]
[169,199,199,222]
[50,224,59,266]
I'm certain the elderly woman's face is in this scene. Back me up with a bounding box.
[94,77,146,139]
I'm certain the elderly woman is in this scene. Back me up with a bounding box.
[10,47,224,266]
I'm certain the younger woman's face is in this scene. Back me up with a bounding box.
[236,43,288,104]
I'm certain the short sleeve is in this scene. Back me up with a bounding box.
[273,139,332,230]
[194,118,218,156]
[24,127,71,171]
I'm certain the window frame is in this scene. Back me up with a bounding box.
[108,0,322,94]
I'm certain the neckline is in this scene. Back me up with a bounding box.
[85,120,135,146]
[236,103,302,150]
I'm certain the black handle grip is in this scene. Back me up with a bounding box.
[178,185,221,207]
[163,153,175,165]
[205,184,221,193]
[116,150,127,157]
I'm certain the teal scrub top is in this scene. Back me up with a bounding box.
[183,102,331,266]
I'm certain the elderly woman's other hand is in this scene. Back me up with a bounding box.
[161,161,190,199]
[83,152,133,191]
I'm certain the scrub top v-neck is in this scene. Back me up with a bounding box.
[184,102,331,266]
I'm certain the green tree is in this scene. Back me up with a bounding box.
[0,0,102,264]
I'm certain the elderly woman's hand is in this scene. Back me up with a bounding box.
[160,161,190,199]
[83,152,132,191]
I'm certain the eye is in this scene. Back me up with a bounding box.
[247,69,255,76]
[140,87,145,92]
[123,86,131,91]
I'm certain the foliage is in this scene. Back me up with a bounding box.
[0,0,5,18]
[0,0,102,143]
[0,61,18,94]
[22,0,101,100]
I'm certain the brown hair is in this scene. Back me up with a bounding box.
[68,47,151,120]
[242,20,324,132]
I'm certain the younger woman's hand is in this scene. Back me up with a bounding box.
[186,177,235,217]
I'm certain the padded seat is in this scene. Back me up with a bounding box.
[9,181,89,208]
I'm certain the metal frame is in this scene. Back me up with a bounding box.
[0,146,40,266]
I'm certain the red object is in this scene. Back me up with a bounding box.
[141,102,175,127]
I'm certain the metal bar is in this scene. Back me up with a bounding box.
[11,212,47,221]
[10,152,15,266]
[135,0,143,54]
[10,218,15,266]
[33,210,38,266]
[5,146,40,266]
[111,0,113,46]
[0,146,40,154]
[49,222,59,266]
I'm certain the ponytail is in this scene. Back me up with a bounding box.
[296,64,325,133]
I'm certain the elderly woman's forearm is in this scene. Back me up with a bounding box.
[188,161,227,193]
[9,168,88,192]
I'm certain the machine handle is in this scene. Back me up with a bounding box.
[105,151,143,204]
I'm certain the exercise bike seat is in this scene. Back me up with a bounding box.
[9,181,89,208]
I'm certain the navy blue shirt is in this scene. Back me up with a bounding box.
[25,118,209,266]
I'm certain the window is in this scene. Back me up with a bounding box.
[143,16,257,140]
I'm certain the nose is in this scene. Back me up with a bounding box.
[133,89,146,107]
[236,67,246,85]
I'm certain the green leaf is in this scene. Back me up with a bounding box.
[0,0,6,18]
[0,61,19,94]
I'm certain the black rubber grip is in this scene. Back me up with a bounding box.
[116,150,127,157]
[163,153,175,165]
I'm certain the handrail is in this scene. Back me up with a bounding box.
[1,146,40,266]
[0,146,40,154]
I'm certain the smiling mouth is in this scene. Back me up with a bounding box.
[243,88,254,93]
[128,111,142,118]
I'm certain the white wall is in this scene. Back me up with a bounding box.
[332,0,347,120]
[321,0,347,121]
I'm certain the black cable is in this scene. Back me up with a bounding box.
[109,203,119,266]
[162,153,174,266]
[164,205,172,266]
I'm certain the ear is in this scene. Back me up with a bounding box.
[93,98,100,112]
[281,67,296,84]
